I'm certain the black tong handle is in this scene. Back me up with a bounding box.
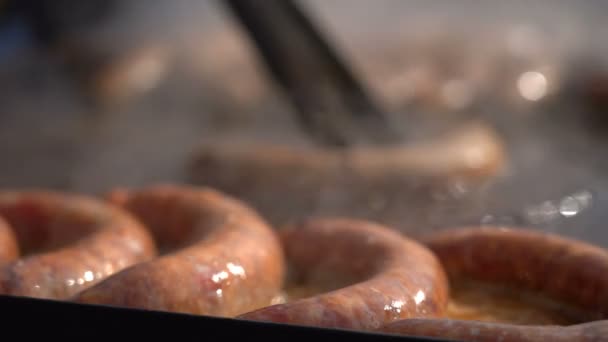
[224,0,401,147]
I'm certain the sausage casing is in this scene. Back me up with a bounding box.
[74,185,285,317]
[423,227,608,318]
[0,216,18,266]
[0,190,156,299]
[238,218,449,330]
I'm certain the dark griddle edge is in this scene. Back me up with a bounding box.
[0,294,454,341]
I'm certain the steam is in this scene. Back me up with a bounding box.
[1,1,608,245]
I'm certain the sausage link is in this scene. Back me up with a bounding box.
[0,190,156,299]
[189,121,505,233]
[423,227,608,318]
[381,318,608,342]
[381,227,608,341]
[0,216,19,265]
[238,218,449,330]
[73,184,285,317]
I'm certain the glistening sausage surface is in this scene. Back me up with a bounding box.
[423,227,608,318]
[0,216,18,265]
[74,185,285,317]
[0,190,156,299]
[238,218,449,330]
[381,227,608,341]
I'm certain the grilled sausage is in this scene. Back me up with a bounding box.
[238,218,449,330]
[381,227,608,341]
[424,227,608,318]
[73,184,285,317]
[190,121,506,234]
[0,190,156,299]
[0,216,18,265]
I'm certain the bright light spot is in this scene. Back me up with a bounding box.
[270,293,287,305]
[517,71,547,101]
[559,190,593,218]
[392,300,404,309]
[212,270,229,283]
[559,196,580,217]
[216,289,223,298]
[384,300,404,315]
[83,271,94,282]
[414,290,426,305]
[226,263,246,278]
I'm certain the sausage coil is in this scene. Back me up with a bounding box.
[238,218,449,330]
[74,185,285,317]
[0,190,156,299]
[381,227,608,341]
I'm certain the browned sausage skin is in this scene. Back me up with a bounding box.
[381,318,608,342]
[238,218,449,330]
[381,227,608,341]
[73,185,285,317]
[423,227,608,318]
[0,216,18,265]
[0,190,156,299]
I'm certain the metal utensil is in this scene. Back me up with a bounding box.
[223,0,401,147]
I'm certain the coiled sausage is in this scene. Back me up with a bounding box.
[0,190,156,299]
[381,227,608,341]
[424,227,608,318]
[238,218,449,330]
[74,184,285,317]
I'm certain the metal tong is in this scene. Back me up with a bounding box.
[224,0,401,147]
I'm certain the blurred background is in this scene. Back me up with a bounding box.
[2,1,608,244]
